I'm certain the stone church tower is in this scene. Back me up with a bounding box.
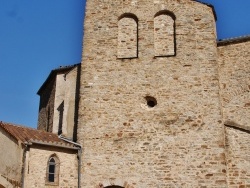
[78,0,227,187]
[0,1,249,187]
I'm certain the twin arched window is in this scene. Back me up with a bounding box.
[46,155,60,184]
[117,11,176,58]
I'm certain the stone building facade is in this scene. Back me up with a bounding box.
[78,0,250,187]
[218,38,250,187]
[0,122,80,188]
[37,64,81,141]
[0,0,249,188]
[0,123,23,188]
[24,146,79,188]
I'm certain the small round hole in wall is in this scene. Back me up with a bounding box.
[145,96,157,108]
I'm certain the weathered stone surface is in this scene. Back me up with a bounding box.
[218,40,250,187]
[37,76,56,132]
[32,0,250,187]
[37,65,80,140]
[154,12,175,56]
[225,127,250,188]
[52,67,79,139]
[118,16,138,58]
[79,0,228,187]
[218,40,250,129]
[24,146,78,188]
[0,122,79,188]
[0,128,22,187]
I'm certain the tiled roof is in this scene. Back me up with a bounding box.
[0,121,75,148]
[37,63,80,95]
[217,35,250,46]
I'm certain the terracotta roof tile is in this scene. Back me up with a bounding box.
[0,121,74,147]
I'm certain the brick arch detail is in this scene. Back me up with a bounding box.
[95,178,134,188]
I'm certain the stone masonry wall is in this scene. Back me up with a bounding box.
[218,40,250,129]
[154,13,175,56]
[53,73,67,135]
[62,67,78,139]
[118,16,138,58]
[218,40,250,188]
[37,77,56,132]
[0,128,23,187]
[52,67,78,139]
[225,127,250,187]
[24,145,78,188]
[79,0,227,187]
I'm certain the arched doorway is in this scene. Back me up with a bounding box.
[97,179,133,188]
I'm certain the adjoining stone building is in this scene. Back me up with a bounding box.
[37,64,81,141]
[0,121,80,188]
[0,0,249,187]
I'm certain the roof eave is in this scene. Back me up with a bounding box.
[26,140,78,150]
[217,35,250,46]
[37,63,81,95]
[0,124,19,143]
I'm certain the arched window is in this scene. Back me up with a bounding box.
[154,10,176,57]
[46,155,59,184]
[117,13,138,58]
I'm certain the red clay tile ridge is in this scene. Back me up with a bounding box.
[0,121,77,149]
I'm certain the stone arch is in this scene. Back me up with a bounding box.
[96,178,134,188]
[154,10,176,57]
[0,176,13,188]
[117,13,138,59]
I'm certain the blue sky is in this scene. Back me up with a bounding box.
[0,0,249,128]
